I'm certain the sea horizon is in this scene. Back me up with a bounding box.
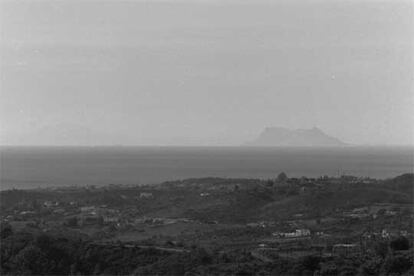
[1,145,413,191]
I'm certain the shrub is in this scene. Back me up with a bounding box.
[382,253,413,275]
[390,236,410,251]
[374,240,389,258]
[0,222,12,239]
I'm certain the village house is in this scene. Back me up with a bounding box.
[103,216,119,224]
[80,206,97,215]
[385,210,397,216]
[53,208,65,215]
[19,211,36,216]
[381,229,390,238]
[273,229,311,238]
[43,201,59,208]
[247,221,266,228]
[139,192,153,199]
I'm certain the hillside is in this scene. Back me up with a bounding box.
[1,174,413,276]
[2,175,412,224]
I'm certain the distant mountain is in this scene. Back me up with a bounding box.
[245,127,346,147]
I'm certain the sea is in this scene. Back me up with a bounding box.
[0,146,413,190]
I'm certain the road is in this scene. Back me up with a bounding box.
[92,242,190,253]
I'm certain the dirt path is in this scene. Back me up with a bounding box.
[92,242,190,253]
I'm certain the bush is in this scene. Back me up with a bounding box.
[302,255,321,272]
[320,262,338,276]
[12,245,49,275]
[276,172,288,183]
[382,253,412,275]
[359,257,381,275]
[0,222,12,239]
[390,236,410,251]
[374,241,389,258]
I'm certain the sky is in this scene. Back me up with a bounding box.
[0,0,413,146]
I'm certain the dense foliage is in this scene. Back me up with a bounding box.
[1,174,413,275]
[1,228,413,275]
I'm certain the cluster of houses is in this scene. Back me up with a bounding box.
[133,217,191,225]
[332,243,360,256]
[275,174,378,188]
[75,204,195,228]
[272,229,311,239]
[139,192,153,199]
[342,204,404,220]
[362,229,409,240]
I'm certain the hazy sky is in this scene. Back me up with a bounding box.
[1,0,413,145]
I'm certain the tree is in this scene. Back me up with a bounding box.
[376,209,386,217]
[382,253,413,275]
[276,172,288,183]
[65,217,78,227]
[320,262,338,276]
[13,245,49,275]
[70,263,78,275]
[0,222,12,239]
[302,255,321,272]
[374,241,389,258]
[359,257,382,276]
[192,247,213,265]
[93,263,101,275]
[390,236,410,251]
[35,233,52,250]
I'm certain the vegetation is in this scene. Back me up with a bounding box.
[1,230,412,275]
[0,173,413,275]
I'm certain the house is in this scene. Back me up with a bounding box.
[103,216,119,224]
[344,207,370,219]
[381,229,390,238]
[140,192,153,199]
[385,210,397,216]
[4,215,14,221]
[20,211,35,216]
[247,222,265,228]
[400,230,408,237]
[352,207,369,213]
[80,206,97,215]
[273,229,311,238]
[44,201,59,208]
[53,208,65,215]
[296,229,311,237]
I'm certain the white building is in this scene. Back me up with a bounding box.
[273,229,311,238]
[140,192,153,199]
